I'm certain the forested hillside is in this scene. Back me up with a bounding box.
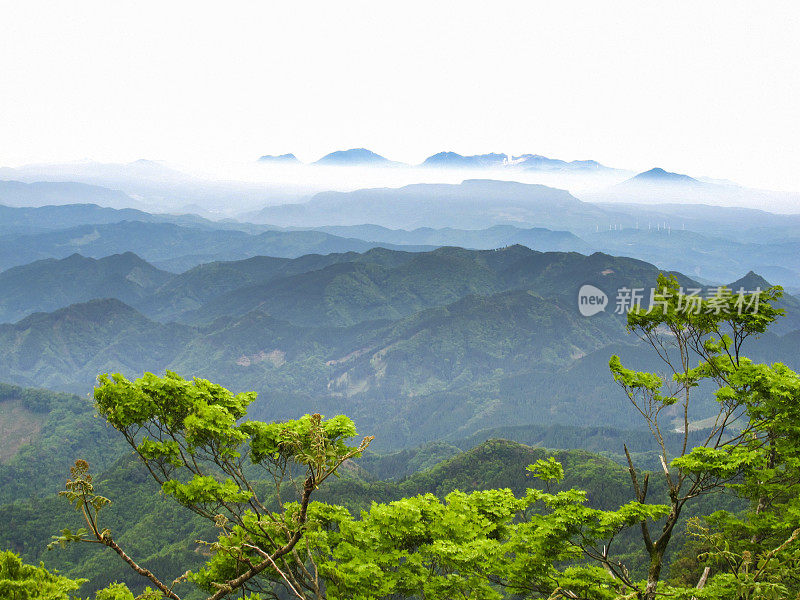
[8,245,796,450]
[0,438,641,595]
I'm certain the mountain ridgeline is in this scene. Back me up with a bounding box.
[4,176,800,287]
[0,244,797,452]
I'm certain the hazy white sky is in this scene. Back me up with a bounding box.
[1,1,799,191]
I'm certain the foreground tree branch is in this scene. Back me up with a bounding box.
[607,275,788,599]
[53,372,372,599]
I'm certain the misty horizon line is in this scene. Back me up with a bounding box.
[0,152,747,189]
[3,150,800,218]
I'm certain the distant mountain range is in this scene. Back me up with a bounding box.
[0,161,309,214]
[421,152,509,169]
[301,222,800,289]
[0,198,798,450]
[3,195,800,287]
[0,180,142,210]
[251,179,610,229]
[248,177,800,232]
[625,167,702,185]
[256,148,618,173]
[313,148,403,167]
[0,218,432,273]
[587,167,800,212]
[257,153,299,163]
[511,154,609,173]
[309,224,593,254]
[0,202,161,235]
[5,154,798,220]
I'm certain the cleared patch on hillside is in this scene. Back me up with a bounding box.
[236,349,286,368]
[0,398,44,463]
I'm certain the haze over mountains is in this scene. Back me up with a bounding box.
[2,185,800,287]
[1,151,799,447]
[2,150,799,597]
[0,180,141,210]
[4,149,799,216]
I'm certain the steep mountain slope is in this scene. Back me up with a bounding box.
[183,245,684,327]
[0,382,124,504]
[134,247,418,321]
[320,289,621,398]
[0,299,193,390]
[0,253,172,323]
[726,271,800,333]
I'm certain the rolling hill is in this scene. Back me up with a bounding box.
[0,202,166,236]
[0,253,172,323]
[0,299,194,390]
[252,179,615,229]
[311,224,593,253]
[0,180,140,210]
[0,221,431,273]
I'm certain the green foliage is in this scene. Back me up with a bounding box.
[0,382,56,413]
[526,456,565,484]
[53,371,372,600]
[605,273,800,599]
[307,459,669,600]
[0,549,85,599]
[93,583,136,600]
[678,519,800,600]
[2,437,645,597]
[0,549,161,600]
